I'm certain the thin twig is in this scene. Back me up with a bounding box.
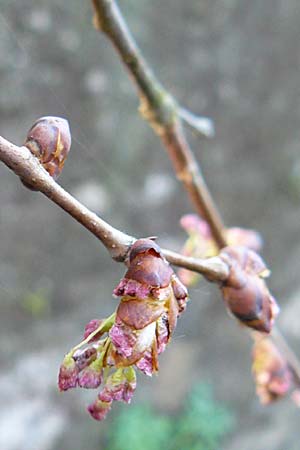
[0,135,133,261]
[91,0,227,249]
[162,249,228,281]
[0,134,229,281]
[179,108,215,138]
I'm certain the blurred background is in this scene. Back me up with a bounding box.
[0,0,300,448]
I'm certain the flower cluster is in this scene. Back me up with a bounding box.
[252,335,293,404]
[178,214,262,286]
[219,246,279,333]
[58,239,188,420]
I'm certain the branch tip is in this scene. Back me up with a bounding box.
[179,108,215,138]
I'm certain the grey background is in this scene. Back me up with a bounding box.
[0,0,300,449]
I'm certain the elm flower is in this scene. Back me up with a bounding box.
[110,238,188,376]
[178,214,262,286]
[88,367,136,420]
[58,238,188,421]
[252,335,293,404]
[58,318,111,392]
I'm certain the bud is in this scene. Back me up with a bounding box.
[58,346,102,391]
[179,214,262,286]
[110,239,188,374]
[83,319,104,341]
[77,363,103,389]
[87,398,111,421]
[58,354,79,391]
[252,335,292,404]
[24,116,71,180]
[87,366,137,421]
[219,246,279,333]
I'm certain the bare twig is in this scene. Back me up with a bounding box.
[0,134,229,280]
[91,0,226,249]
[0,135,133,261]
[162,249,228,281]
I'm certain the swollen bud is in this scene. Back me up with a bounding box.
[219,246,279,333]
[24,116,71,180]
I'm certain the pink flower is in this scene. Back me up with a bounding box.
[88,367,136,421]
[83,319,103,340]
[58,355,79,391]
[252,335,293,404]
[58,239,189,421]
[110,239,188,375]
[58,346,102,391]
[178,214,262,286]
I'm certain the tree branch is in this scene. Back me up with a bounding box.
[90,0,300,388]
[0,134,229,281]
[162,249,228,281]
[0,135,133,261]
[91,0,227,249]
[179,107,215,139]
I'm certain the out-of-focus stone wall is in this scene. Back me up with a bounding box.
[0,1,300,449]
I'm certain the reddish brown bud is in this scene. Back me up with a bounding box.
[220,246,279,333]
[117,299,165,330]
[24,116,71,180]
[125,239,173,288]
[110,239,188,374]
[129,238,163,261]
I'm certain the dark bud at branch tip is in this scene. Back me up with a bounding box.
[24,116,71,182]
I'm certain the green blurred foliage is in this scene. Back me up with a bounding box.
[106,383,234,450]
[21,289,51,317]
